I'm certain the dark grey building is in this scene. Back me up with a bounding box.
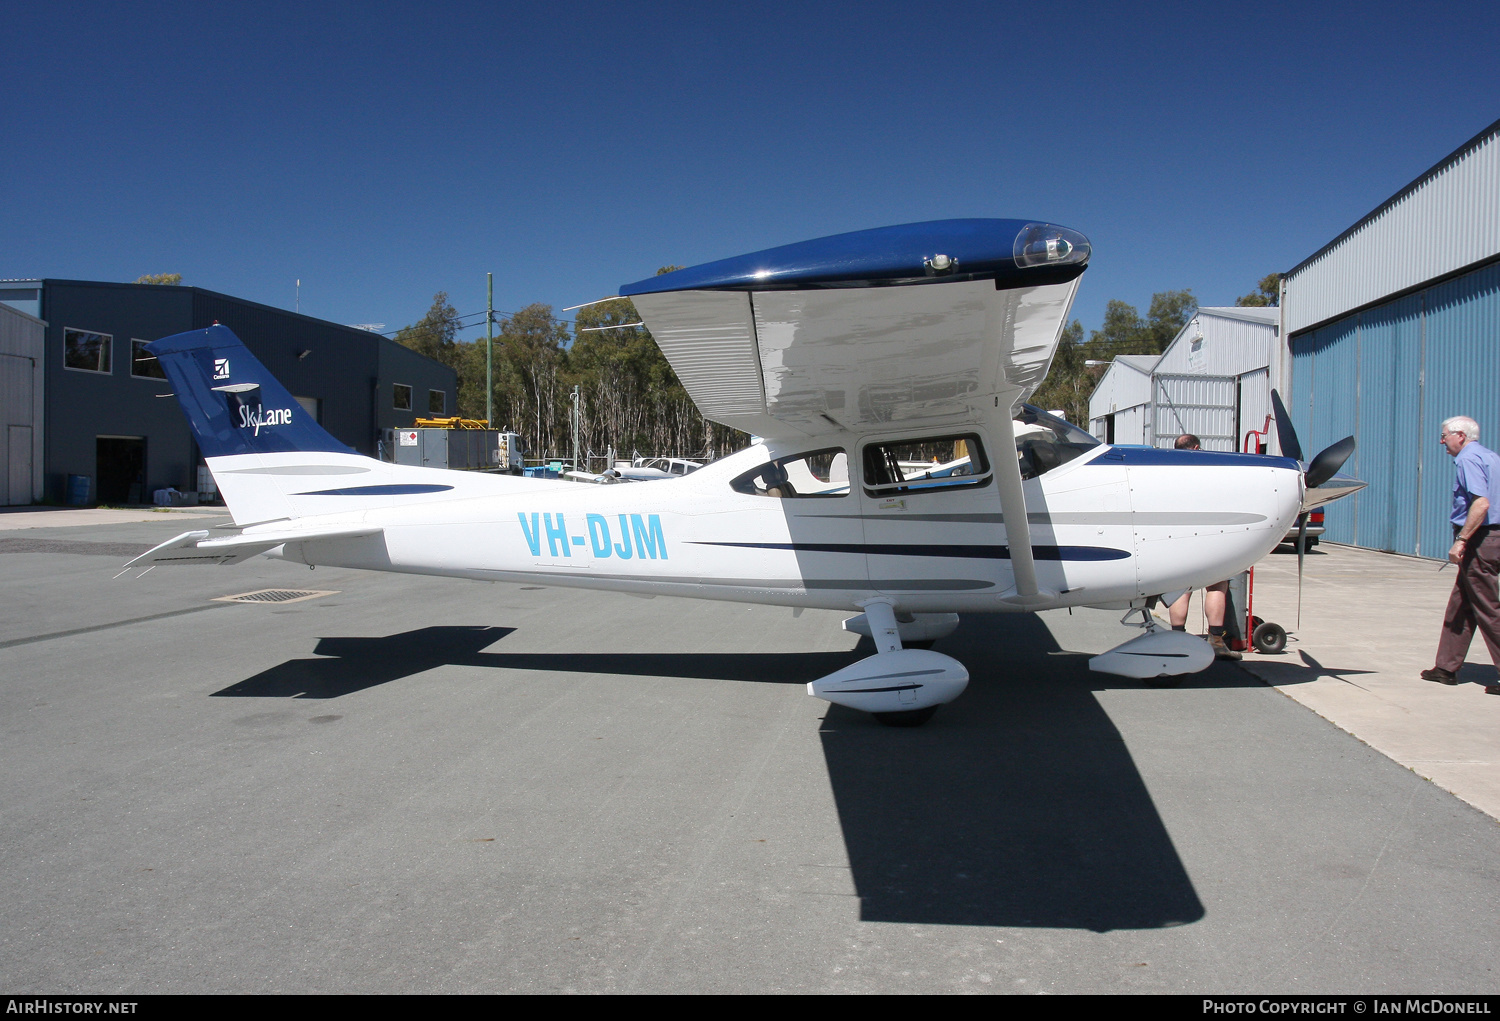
[0,279,455,505]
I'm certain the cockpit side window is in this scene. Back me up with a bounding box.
[1015,404,1099,480]
[861,435,991,496]
[731,448,849,498]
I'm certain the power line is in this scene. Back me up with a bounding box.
[381,301,646,339]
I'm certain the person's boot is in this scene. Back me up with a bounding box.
[1208,633,1241,661]
[1421,668,1459,685]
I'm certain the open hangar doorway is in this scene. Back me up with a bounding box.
[96,436,145,505]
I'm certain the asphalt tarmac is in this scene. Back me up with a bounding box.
[1,512,1496,994]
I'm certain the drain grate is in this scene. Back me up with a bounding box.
[212,589,339,605]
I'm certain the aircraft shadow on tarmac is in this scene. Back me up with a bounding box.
[819,612,1205,932]
[213,625,866,699]
[217,617,1208,932]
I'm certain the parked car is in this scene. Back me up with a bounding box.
[1283,507,1325,548]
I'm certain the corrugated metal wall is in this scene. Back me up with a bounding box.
[1354,294,1423,553]
[1090,403,1149,445]
[1285,122,1500,335]
[1238,368,1270,451]
[1422,261,1500,556]
[0,304,45,504]
[1152,375,1238,450]
[1154,309,1277,377]
[1291,260,1500,558]
[1087,363,1153,426]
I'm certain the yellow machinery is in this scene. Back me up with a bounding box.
[414,416,490,430]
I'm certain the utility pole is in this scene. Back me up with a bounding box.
[570,385,581,471]
[486,273,494,428]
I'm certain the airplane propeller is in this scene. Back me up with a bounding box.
[1270,389,1359,626]
[1305,434,1357,490]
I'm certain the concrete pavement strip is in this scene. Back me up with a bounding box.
[0,506,231,529]
[1208,542,1500,822]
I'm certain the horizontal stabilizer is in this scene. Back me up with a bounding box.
[124,525,384,569]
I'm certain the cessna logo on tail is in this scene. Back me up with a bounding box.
[213,358,231,380]
[237,404,293,436]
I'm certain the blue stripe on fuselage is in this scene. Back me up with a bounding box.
[692,541,1129,561]
[1089,446,1299,470]
[292,484,455,496]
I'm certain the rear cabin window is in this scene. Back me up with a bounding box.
[731,449,848,498]
[862,435,990,496]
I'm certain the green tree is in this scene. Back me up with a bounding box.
[1032,289,1197,428]
[1236,273,1281,307]
[1029,320,1090,424]
[492,303,570,454]
[1082,289,1196,359]
[135,273,182,285]
[568,284,746,462]
[1144,289,1197,350]
[394,292,462,368]
[1087,299,1147,355]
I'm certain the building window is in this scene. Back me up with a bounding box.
[131,339,167,379]
[428,389,445,415]
[393,384,412,411]
[64,329,112,373]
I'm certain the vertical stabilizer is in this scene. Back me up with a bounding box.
[149,325,360,524]
[147,325,352,459]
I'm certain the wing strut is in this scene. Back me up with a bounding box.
[993,403,1054,608]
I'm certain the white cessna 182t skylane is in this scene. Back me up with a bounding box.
[129,219,1363,726]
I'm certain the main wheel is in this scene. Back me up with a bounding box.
[873,706,938,727]
[1252,621,1287,654]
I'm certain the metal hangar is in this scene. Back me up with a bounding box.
[1281,117,1500,559]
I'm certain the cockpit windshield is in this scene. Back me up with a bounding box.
[1015,404,1100,480]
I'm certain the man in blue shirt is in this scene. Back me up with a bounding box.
[1422,415,1500,692]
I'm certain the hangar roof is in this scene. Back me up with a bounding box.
[1284,117,1500,335]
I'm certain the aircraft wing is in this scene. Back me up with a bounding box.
[124,525,384,568]
[621,219,1089,440]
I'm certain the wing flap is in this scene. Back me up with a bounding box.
[629,290,782,435]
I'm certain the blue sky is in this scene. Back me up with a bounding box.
[3,1,1496,342]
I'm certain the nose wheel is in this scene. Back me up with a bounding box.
[873,706,940,727]
[1250,617,1287,654]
